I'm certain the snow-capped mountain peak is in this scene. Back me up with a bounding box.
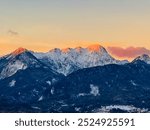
[49,48,61,53]
[33,44,128,75]
[0,48,46,79]
[6,48,39,66]
[11,47,28,56]
[133,54,150,64]
[87,44,106,53]
[62,48,73,53]
[74,47,84,53]
[0,45,129,78]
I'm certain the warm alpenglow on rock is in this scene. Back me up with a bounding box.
[11,48,27,56]
[0,45,150,113]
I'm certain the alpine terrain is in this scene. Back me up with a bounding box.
[0,45,150,113]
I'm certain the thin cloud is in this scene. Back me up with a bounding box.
[107,46,150,58]
[7,30,19,36]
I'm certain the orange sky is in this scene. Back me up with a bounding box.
[0,0,150,59]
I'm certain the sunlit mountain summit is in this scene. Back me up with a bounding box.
[33,44,128,75]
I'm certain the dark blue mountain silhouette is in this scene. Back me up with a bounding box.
[44,60,150,112]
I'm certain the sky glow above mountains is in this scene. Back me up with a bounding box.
[0,0,150,59]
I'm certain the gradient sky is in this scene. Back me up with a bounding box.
[0,0,150,56]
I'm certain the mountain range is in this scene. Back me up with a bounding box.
[0,45,150,112]
[33,44,128,75]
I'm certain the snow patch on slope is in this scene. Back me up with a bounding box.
[46,81,51,86]
[93,105,149,113]
[51,87,54,95]
[90,84,100,96]
[0,60,27,79]
[38,96,43,101]
[130,80,138,86]
[9,80,16,87]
